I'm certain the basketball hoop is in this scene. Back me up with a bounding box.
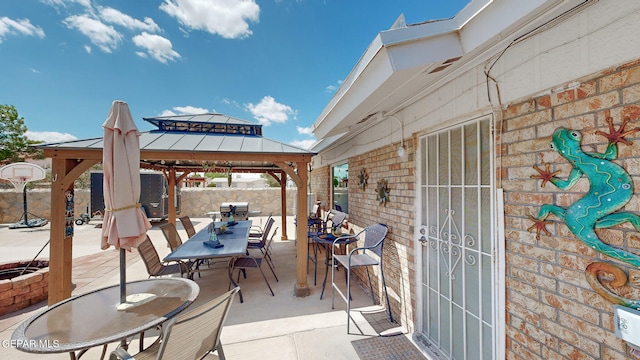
[0,162,46,192]
[8,176,30,193]
[0,162,48,228]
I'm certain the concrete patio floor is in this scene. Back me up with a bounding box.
[0,216,408,359]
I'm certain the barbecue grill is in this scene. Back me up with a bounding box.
[220,202,249,221]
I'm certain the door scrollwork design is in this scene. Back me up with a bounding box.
[428,209,477,279]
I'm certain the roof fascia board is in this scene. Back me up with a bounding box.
[311,3,488,139]
[311,40,394,139]
[310,35,385,135]
[312,31,463,139]
[458,0,562,52]
[312,0,573,146]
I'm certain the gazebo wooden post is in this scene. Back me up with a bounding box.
[48,158,74,304]
[294,162,310,297]
[275,161,310,297]
[166,168,177,226]
[280,172,288,240]
[48,157,99,304]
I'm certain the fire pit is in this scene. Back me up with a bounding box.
[0,260,49,316]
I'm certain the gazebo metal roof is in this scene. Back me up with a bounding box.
[37,113,315,173]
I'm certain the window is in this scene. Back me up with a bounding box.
[332,163,348,213]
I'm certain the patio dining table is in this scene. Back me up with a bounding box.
[11,278,199,360]
[164,220,252,302]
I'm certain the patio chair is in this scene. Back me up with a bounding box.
[178,215,196,238]
[160,223,183,252]
[247,217,275,262]
[331,223,392,333]
[248,226,279,282]
[310,210,347,285]
[249,215,273,238]
[137,236,191,279]
[110,287,240,360]
[229,242,276,302]
[160,222,201,278]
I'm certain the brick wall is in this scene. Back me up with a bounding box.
[502,60,640,359]
[310,166,330,209]
[310,137,417,332]
[0,260,49,316]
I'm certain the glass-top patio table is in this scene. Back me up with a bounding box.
[11,278,199,360]
[164,220,251,302]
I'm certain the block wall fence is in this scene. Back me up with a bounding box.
[0,188,297,224]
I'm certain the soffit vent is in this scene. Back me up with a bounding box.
[428,56,462,74]
[357,113,377,124]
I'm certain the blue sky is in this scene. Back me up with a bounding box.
[1,0,469,149]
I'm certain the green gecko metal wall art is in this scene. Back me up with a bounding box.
[528,116,640,268]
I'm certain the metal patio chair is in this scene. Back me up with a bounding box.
[331,223,393,333]
[137,236,191,279]
[160,222,201,278]
[229,229,276,302]
[110,287,240,360]
[310,210,347,285]
[160,222,183,252]
[249,215,273,239]
[247,217,276,268]
[178,215,196,238]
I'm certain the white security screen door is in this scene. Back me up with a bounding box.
[417,118,495,360]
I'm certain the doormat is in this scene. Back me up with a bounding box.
[352,335,427,360]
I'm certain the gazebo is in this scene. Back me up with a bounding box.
[37,113,315,304]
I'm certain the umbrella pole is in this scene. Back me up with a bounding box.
[120,248,127,349]
[120,248,126,303]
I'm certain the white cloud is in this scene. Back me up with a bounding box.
[41,0,92,9]
[160,0,260,39]
[245,96,296,126]
[160,106,210,116]
[289,139,315,150]
[26,131,78,143]
[221,98,240,109]
[63,14,122,53]
[172,106,209,114]
[325,80,343,93]
[132,32,180,63]
[0,17,45,43]
[297,126,312,135]
[98,7,161,33]
[83,45,91,53]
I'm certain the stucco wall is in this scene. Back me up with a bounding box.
[0,188,297,224]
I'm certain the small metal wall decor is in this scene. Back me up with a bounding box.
[358,168,368,190]
[528,115,640,308]
[64,190,74,238]
[376,178,390,206]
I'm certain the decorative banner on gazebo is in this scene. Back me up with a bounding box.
[64,190,74,238]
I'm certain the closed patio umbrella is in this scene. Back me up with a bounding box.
[100,100,151,305]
